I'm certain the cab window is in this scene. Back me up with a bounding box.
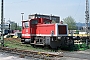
[24,22,29,28]
[31,20,38,24]
[44,20,50,24]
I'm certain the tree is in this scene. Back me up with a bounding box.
[6,20,21,31]
[11,23,21,31]
[52,20,56,23]
[63,16,77,30]
[11,23,17,30]
[17,26,22,31]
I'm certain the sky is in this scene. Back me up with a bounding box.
[0,0,90,25]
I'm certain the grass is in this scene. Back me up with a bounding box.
[3,38,54,52]
[1,38,90,52]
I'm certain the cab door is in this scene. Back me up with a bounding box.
[22,21,30,38]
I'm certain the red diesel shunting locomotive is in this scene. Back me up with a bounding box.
[21,18,79,49]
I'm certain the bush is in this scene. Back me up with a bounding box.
[73,43,88,51]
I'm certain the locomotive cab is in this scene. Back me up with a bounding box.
[21,18,52,43]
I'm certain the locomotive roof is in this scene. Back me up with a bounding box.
[22,18,52,22]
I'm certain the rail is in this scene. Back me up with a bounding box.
[0,47,63,59]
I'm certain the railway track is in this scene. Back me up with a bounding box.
[0,47,63,59]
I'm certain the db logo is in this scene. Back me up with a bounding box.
[26,29,28,33]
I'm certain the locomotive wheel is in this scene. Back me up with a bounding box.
[50,41,58,49]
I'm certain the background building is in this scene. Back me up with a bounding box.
[28,14,60,23]
[0,20,19,35]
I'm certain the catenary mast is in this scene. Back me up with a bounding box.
[85,0,89,35]
[1,0,4,47]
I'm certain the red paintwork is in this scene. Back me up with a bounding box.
[31,24,56,35]
[22,18,67,38]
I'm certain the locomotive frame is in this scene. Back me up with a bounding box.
[21,18,79,49]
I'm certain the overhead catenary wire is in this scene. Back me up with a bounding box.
[74,0,82,18]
